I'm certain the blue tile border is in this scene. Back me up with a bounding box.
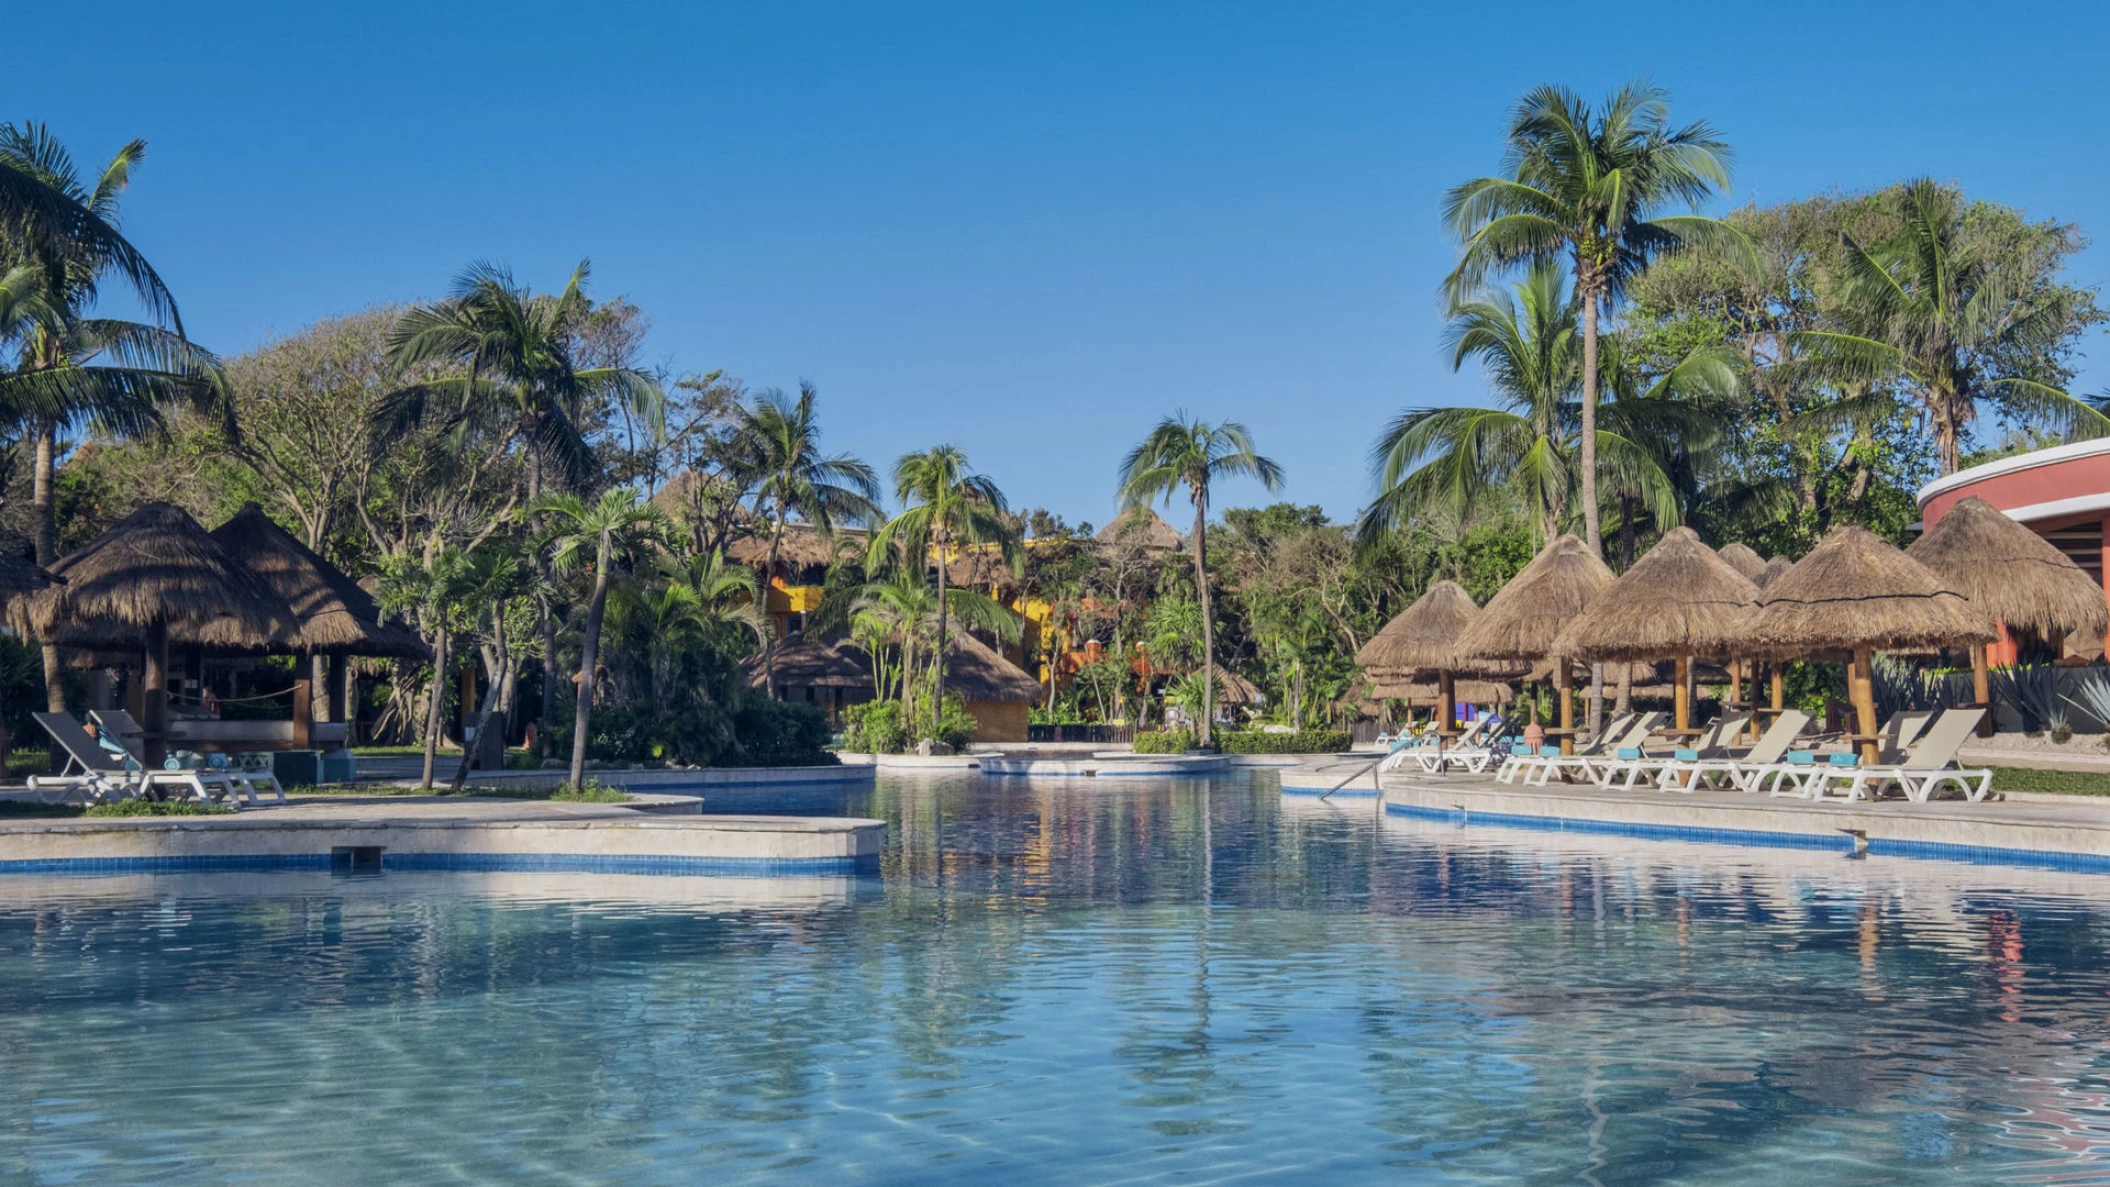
[1280,785,1380,799]
[0,852,876,877]
[1382,800,2110,874]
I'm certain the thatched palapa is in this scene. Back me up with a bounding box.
[0,550,63,632]
[37,503,295,650]
[1906,496,2108,642]
[1716,542,1767,581]
[209,504,430,659]
[1556,528,1758,661]
[1094,507,1182,551]
[1457,535,1614,661]
[1745,526,1994,656]
[942,632,1043,703]
[1362,674,1514,705]
[1754,555,1792,588]
[1356,581,1480,673]
[744,635,874,691]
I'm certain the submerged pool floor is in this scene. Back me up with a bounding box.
[5,771,2110,1184]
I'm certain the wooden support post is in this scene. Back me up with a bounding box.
[1673,649,1691,733]
[1850,648,1880,766]
[1770,664,1784,714]
[1556,662,1574,756]
[1437,669,1455,763]
[291,675,312,750]
[141,620,169,769]
[1972,643,1994,737]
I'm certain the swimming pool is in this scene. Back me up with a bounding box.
[5,770,2109,1183]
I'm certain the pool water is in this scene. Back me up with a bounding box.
[6,772,2110,1184]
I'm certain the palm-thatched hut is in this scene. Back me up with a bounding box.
[35,503,295,764]
[1716,542,1767,581]
[210,505,429,659]
[1357,580,1523,739]
[0,551,62,629]
[1908,495,2110,733]
[743,630,1041,742]
[743,635,876,718]
[1456,535,1614,753]
[1556,528,1759,733]
[1754,556,1792,588]
[1094,508,1182,551]
[1746,525,1995,762]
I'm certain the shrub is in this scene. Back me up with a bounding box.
[841,700,907,754]
[729,700,837,767]
[85,799,236,817]
[925,695,979,751]
[1213,728,1353,754]
[1131,729,1194,754]
[549,780,632,803]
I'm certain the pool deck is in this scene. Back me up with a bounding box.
[1277,762,2110,870]
[0,796,885,876]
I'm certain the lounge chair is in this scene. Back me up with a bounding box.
[1659,709,1812,793]
[90,708,287,804]
[1504,713,1661,786]
[1593,715,1742,791]
[1807,707,1991,803]
[28,712,246,807]
[1494,714,1628,783]
[1405,715,1509,774]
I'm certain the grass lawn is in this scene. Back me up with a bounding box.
[1990,766,2110,796]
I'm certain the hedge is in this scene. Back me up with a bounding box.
[1213,728,1352,754]
[1131,729,1195,755]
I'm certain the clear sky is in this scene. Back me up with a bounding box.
[19,1,2108,525]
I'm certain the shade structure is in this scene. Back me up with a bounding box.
[1745,525,1996,762]
[1717,542,1767,581]
[1094,508,1182,550]
[1555,528,1760,735]
[1457,535,1615,754]
[1754,556,1792,588]
[0,550,63,632]
[1906,495,2110,737]
[1362,673,1514,705]
[35,502,296,765]
[743,634,874,692]
[208,504,430,659]
[1359,580,1525,746]
[1201,663,1263,707]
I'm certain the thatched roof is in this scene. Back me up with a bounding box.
[208,505,429,658]
[943,632,1044,703]
[946,546,1022,591]
[1716,542,1766,580]
[1555,528,1759,661]
[1456,535,1615,661]
[1202,663,1263,706]
[725,522,860,571]
[1907,496,2109,641]
[30,502,295,649]
[1744,525,1995,655]
[0,550,62,631]
[743,635,874,690]
[1357,581,1478,673]
[1754,556,1792,588]
[1361,674,1514,704]
[1095,507,1182,550]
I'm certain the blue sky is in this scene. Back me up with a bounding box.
[20,1,2108,524]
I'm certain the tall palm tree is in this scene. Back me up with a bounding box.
[1118,415,1283,746]
[867,446,1020,729]
[1806,179,2109,474]
[533,488,670,789]
[386,259,664,751]
[738,383,879,695]
[1444,82,1749,556]
[1362,265,1729,551]
[846,565,1019,719]
[0,122,179,329]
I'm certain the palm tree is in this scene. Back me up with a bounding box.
[1806,179,2109,474]
[533,488,670,789]
[446,544,537,791]
[867,446,1020,731]
[1444,82,1749,556]
[1362,265,1730,551]
[377,547,474,790]
[1118,415,1283,746]
[0,122,179,329]
[846,566,1019,720]
[738,383,879,695]
[386,259,664,751]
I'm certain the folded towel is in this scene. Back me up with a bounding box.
[1616,747,1641,760]
[1827,753,1859,767]
[1539,745,1561,757]
[1786,751,1815,765]
[1673,748,1699,761]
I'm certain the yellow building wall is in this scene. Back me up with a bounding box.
[965,699,1029,743]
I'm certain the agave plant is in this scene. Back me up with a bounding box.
[2062,669,2110,733]
[1872,655,1962,717]
[1990,663,2066,734]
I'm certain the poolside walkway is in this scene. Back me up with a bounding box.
[1279,762,2110,870]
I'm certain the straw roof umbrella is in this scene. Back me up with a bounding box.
[1555,528,1758,736]
[1457,535,1614,754]
[1754,555,1792,588]
[209,505,430,659]
[1357,580,1521,746]
[0,551,63,630]
[1908,495,2110,735]
[1717,542,1767,581]
[35,502,294,765]
[1745,525,1995,763]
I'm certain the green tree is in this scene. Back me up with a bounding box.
[1807,178,2108,474]
[1118,415,1283,745]
[533,488,670,789]
[1444,82,1748,556]
[867,445,1020,730]
[377,547,475,789]
[738,383,879,695]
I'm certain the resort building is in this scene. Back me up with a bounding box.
[744,631,1043,742]
[1918,438,2110,660]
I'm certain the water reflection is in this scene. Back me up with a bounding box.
[0,772,2106,1183]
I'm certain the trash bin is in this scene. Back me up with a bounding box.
[273,750,322,787]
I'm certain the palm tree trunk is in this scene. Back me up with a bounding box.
[569,533,614,789]
[1192,496,1214,747]
[32,423,65,715]
[761,510,787,699]
[421,627,449,790]
[453,615,509,791]
[932,528,950,738]
[1579,293,1603,557]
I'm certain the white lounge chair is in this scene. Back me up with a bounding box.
[1594,715,1740,791]
[1406,714,1510,774]
[90,708,287,805]
[28,712,247,807]
[1660,709,1811,793]
[1507,713,1662,786]
[1808,708,1991,803]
